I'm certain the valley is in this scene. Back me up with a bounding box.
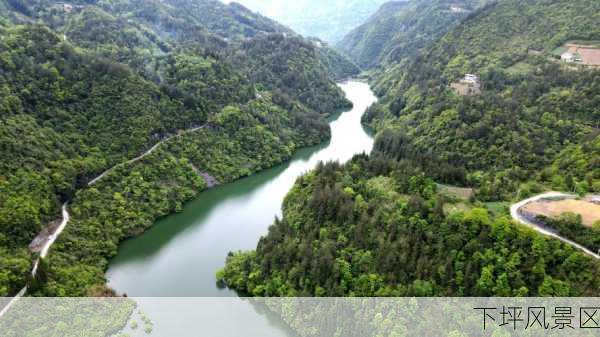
[0,0,599,329]
[106,81,375,296]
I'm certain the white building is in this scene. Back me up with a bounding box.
[561,52,575,62]
[450,74,481,96]
[463,74,480,86]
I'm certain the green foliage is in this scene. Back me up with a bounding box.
[541,213,600,253]
[427,0,600,79]
[64,6,167,68]
[0,0,351,296]
[0,243,32,296]
[33,94,329,296]
[0,170,58,244]
[219,157,600,297]
[0,297,136,337]
[540,135,600,194]
[0,25,206,295]
[338,0,491,69]
[228,34,352,114]
[363,0,600,200]
[314,40,360,80]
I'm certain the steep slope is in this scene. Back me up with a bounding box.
[218,0,600,300]
[2,0,291,39]
[0,24,203,296]
[312,38,361,81]
[337,0,489,69]
[0,23,334,296]
[0,0,355,296]
[365,0,600,199]
[227,34,352,114]
[337,1,409,69]
[34,92,330,296]
[1,0,357,80]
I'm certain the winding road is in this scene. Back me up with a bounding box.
[510,191,600,260]
[88,125,207,186]
[0,124,208,318]
[2,124,598,318]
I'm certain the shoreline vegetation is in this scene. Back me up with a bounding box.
[218,0,600,299]
[0,0,598,319]
[6,123,214,301]
[0,0,359,298]
[25,86,351,297]
[218,158,600,297]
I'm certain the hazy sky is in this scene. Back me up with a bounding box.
[220,0,390,43]
[221,0,315,18]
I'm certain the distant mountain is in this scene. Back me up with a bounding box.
[338,0,489,69]
[2,0,291,38]
[223,0,390,44]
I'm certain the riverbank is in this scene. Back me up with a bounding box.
[106,81,377,296]
[23,85,342,297]
[0,124,213,314]
[0,88,337,302]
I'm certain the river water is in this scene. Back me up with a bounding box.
[107,80,375,336]
[105,82,375,337]
[106,81,376,297]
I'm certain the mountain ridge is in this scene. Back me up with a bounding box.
[0,0,357,296]
[337,0,491,70]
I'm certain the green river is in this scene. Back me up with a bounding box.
[106,80,376,336]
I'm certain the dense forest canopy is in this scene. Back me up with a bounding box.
[0,0,598,301]
[0,0,357,296]
[365,0,600,200]
[219,158,600,296]
[220,0,600,300]
[337,0,491,70]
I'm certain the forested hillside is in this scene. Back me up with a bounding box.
[219,158,600,296]
[1,0,290,38]
[0,0,356,296]
[0,24,200,295]
[337,0,490,69]
[219,0,600,299]
[365,0,600,200]
[228,34,352,114]
[32,93,330,296]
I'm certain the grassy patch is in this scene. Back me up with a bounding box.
[443,202,472,215]
[506,61,535,75]
[437,184,474,200]
[485,202,510,217]
[552,46,568,56]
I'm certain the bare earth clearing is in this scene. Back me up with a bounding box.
[566,43,600,66]
[511,192,600,260]
[438,184,474,200]
[521,198,600,227]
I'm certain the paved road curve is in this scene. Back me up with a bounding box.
[510,191,600,260]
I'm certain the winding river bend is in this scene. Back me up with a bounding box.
[106,81,377,296]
